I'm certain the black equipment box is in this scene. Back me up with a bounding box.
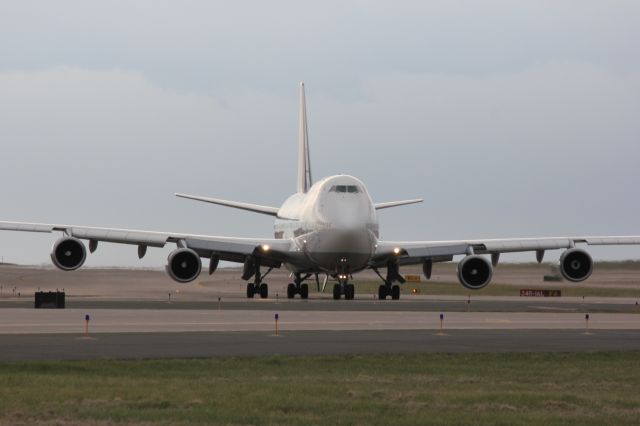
[34,291,65,309]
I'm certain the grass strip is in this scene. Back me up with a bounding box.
[1,352,639,425]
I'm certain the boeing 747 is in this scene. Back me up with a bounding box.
[2,83,639,300]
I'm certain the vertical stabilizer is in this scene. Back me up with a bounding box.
[297,82,313,193]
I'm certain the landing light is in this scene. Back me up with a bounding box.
[393,247,401,255]
[262,244,270,252]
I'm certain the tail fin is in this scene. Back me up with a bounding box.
[297,82,313,193]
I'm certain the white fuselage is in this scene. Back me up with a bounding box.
[274,175,379,275]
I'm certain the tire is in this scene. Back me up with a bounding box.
[300,284,309,299]
[345,284,355,300]
[333,284,341,300]
[246,283,255,298]
[287,283,295,299]
[259,283,268,299]
[378,285,387,300]
[391,285,400,300]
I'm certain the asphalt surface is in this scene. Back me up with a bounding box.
[1,329,639,361]
[1,297,638,313]
[5,308,640,334]
[1,266,638,361]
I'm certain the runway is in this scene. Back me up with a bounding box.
[1,265,638,360]
[1,330,639,361]
[0,305,638,360]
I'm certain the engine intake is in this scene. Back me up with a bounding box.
[457,255,493,290]
[166,248,202,283]
[50,237,87,271]
[559,248,593,282]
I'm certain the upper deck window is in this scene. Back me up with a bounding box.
[329,185,361,193]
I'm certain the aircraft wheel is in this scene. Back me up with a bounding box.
[259,283,269,299]
[246,283,255,298]
[378,285,387,300]
[391,285,400,300]
[345,284,355,300]
[300,284,309,299]
[333,284,341,300]
[287,283,295,299]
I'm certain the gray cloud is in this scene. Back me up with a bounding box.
[0,1,639,265]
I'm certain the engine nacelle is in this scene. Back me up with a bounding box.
[50,237,87,271]
[559,248,593,282]
[457,255,493,290]
[166,248,202,283]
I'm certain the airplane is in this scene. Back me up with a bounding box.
[2,82,640,301]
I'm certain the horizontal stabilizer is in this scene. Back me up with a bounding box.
[374,199,424,210]
[175,193,280,216]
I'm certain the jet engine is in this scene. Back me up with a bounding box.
[50,237,87,271]
[457,255,493,290]
[559,248,593,282]
[166,248,202,283]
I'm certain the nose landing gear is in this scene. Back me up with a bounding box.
[332,257,355,300]
[333,275,355,300]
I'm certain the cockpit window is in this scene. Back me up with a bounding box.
[330,185,360,193]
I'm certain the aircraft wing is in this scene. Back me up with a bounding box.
[373,236,640,266]
[0,221,293,267]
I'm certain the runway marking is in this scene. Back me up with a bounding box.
[531,306,578,311]
[0,319,636,330]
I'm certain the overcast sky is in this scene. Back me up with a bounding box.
[0,1,639,266]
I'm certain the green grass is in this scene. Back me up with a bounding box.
[1,353,640,425]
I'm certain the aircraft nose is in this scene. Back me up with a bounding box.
[320,203,370,229]
[321,229,375,254]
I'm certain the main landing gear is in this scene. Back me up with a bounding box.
[247,282,268,299]
[287,273,310,299]
[377,283,400,300]
[244,257,273,299]
[373,261,404,300]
